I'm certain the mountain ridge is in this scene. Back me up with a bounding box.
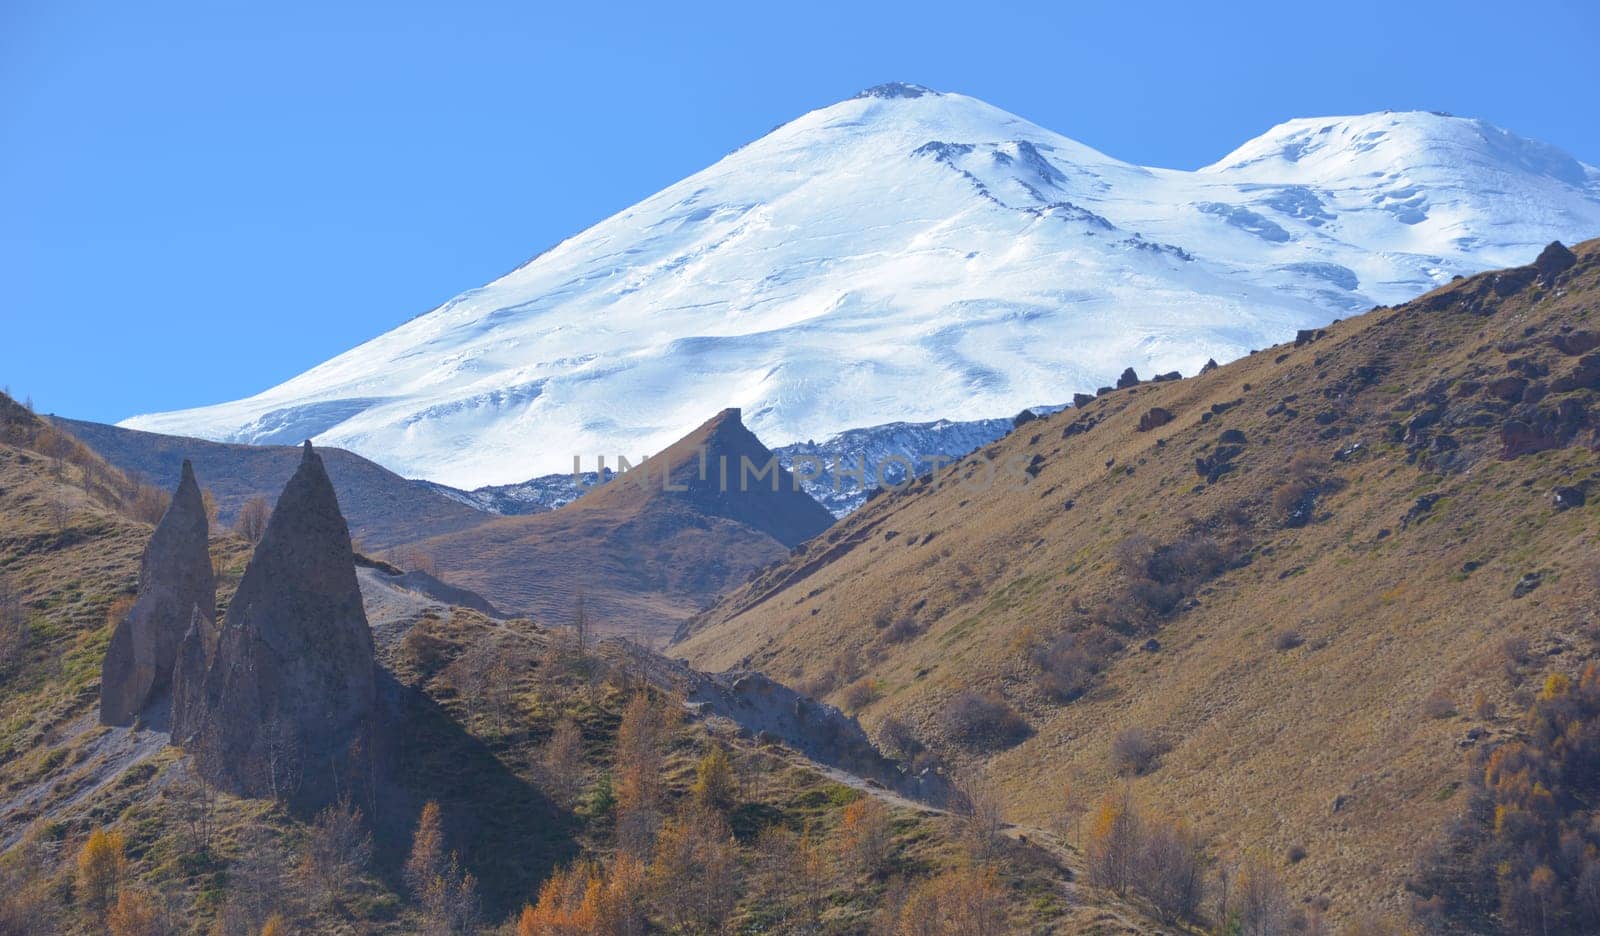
[673,239,1600,922]
[122,86,1600,486]
[408,407,834,640]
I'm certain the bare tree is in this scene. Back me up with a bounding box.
[385,544,437,575]
[839,797,894,878]
[452,637,495,728]
[216,827,294,935]
[1086,788,1141,896]
[539,719,587,808]
[572,591,588,661]
[405,801,479,935]
[649,808,737,934]
[50,490,70,532]
[892,866,1008,935]
[615,694,666,856]
[297,796,371,911]
[234,496,271,544]
[485,650,518,735]
[258,714,302,804]
[1134,818,1206,923]
[1053,779,1089,846]
[168,772,218,857]
[957,775,1006,864]
[1237,859,1291,936]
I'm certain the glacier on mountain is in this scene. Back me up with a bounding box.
[122,83,1600,487]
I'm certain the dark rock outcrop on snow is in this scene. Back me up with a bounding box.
[173,442,378,809]
[100,460,216,727]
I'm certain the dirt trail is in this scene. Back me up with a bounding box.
[600,638,961,808]
[598,638,1179,932]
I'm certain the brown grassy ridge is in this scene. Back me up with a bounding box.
[1,403,1129,933]
[674,240,1600,922]
[411,408,835,643]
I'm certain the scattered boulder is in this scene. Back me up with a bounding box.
[1195,447,1241,483]
[100,460,216,727]
[1550,354,1600,393]
[1553,486,1587,511]
[1553,330,1600,357]
[1200,358,1220,374]
[1486,375,1528,402]
[1152,371,1182,382]
[1137,407,1174,432]
[1508,357,1550,378]
[1500,398,1591,458]
[1294,329,1327,347]
[1405,406,1445,441]
[1063,415,1100,439]
[173,442,378,809]
[1116,367,1141,390]
[1403,493,1440,528]
[1513,572,1543,599]
[1072,393,1095,408]
[1492,266,1538,297]
[1218,428,1248,445]
[1012,409,1038,428]
[1533,241,1577,282]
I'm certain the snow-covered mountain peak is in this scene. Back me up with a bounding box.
[122,91,1600,488]
[853,81,941,100]
[1203,110,1597,188]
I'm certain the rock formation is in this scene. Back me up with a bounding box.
[1534,240,1577,282]
[1137,407,1174,432]
[100,459,215,727]
[173,441,378,808]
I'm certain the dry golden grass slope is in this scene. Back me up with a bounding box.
[676,240,1600,921]
[0,399,1149,934]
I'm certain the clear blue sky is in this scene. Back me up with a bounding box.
[5,0,1598,423]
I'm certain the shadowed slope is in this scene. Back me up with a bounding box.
[53,417,490,550]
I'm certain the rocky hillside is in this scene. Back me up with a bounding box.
[412,408,834,641]
[676,241,1600,925]
[1,402,1156,933]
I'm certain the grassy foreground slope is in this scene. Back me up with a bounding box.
[677,241,1600,923]
[2,398,1146,934]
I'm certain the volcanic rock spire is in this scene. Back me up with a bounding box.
[100,459,215,726]
[173,441,378,808]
